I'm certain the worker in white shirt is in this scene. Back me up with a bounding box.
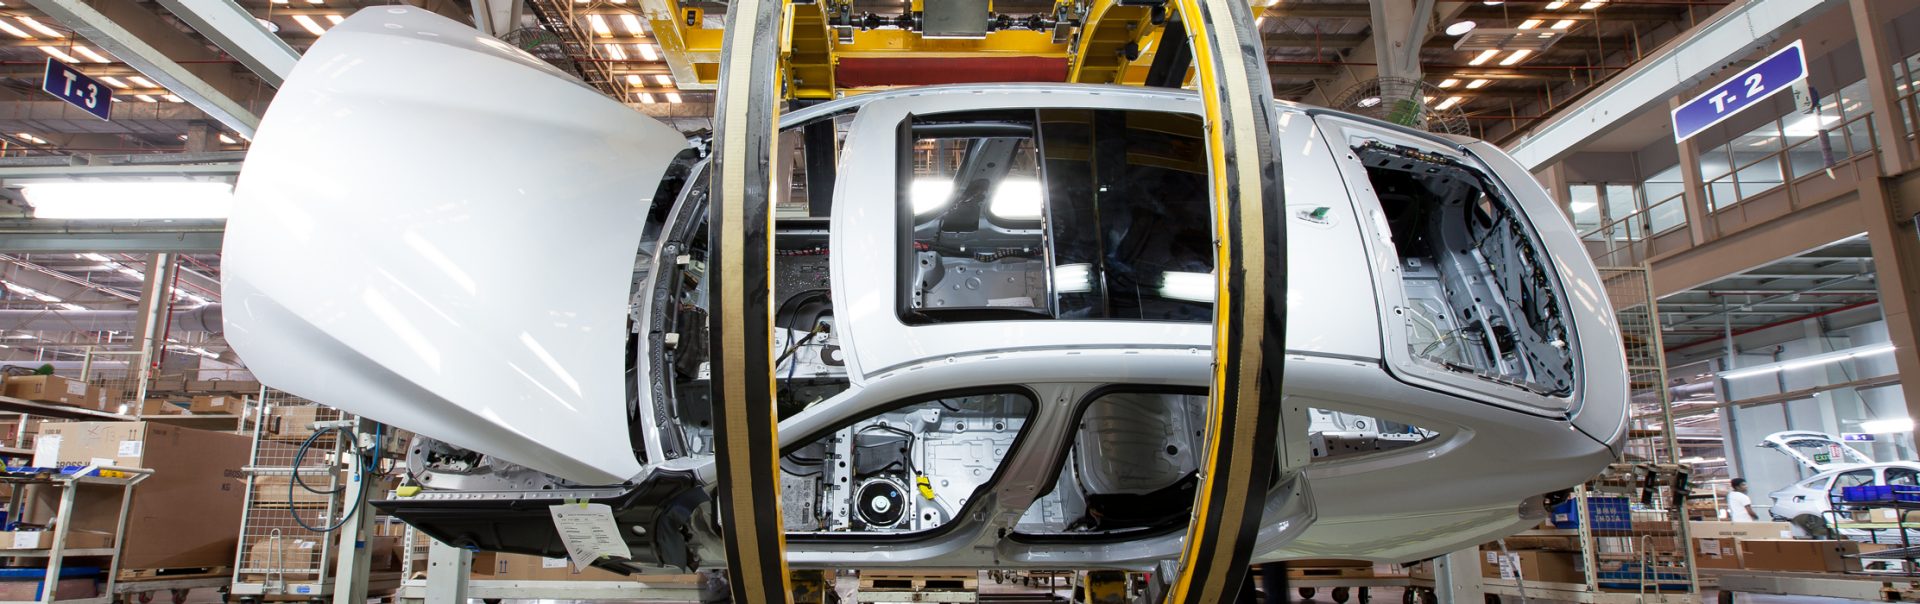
[1728,478,1757,522]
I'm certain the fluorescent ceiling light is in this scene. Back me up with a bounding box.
[1445,21,1475,36]
[0,19,33,39]
[1545,1,1568,8]
[37,46,78,63]
[1159,271,1216,303]
[3,282,61,304]
[78,253,109,262]
[325,15,344,25]
[1719,343,1895,379]
[619,15,644,35]
[1863,418,1916,435]
[1468,49,1500,65]
[127,76,156,88]
[218,134,237,144]
[1438,79,1459,88]
[637,44,658,61]
[654,74,671,85]
[21,181,235,220]
[587,14,611,37]
[291,15,327,36]
[1552,19,1576,29]
[1053,264,1093,294]
[626,74,643,85]
[115,266,141,278]
[1499,49,1532,66]
[162,95,182,103]
[636,92,655,104]
[910,177,955,214]
[1436,96,1466,110]
[1579,0,1605,9]
[134,94,157,103]
[603,43,626,60]
[988,177,1043,219]
[1517,19,1542,29]
[16,132,46,145]
[15,17,61,38]
[1466,79,1490,89]
[71,45,109,63]
[664,92,682,103]
[1356,96,1382,108]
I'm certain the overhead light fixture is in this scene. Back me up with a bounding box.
[1551,19,1576,29]
[1158,271,1216,303]
[1445,21,1476,36]
[626,74,643,86]
[1545,1,1568,8]
[15,132,46,145]
[2,281,62,304]
[637,92,656,104]
[1483,0,1504,4]
[257,18,280,33]
[127,76,156,88]
[1499,49,1532,65]
[134,94,157,103]
[15,17,61,38]
[989,177,1042,219]
[1719,343,1895,380]
[71,45,109,63]
[654,74,672,85]
[1466,79,1490,89]
[0,19,34,39]
[664,92,682,103]
[20,181,236,220]
[1862,418,1916,435]
[637,44,658,61]
[1356,96,1382,108]
[603,43,627,60]
[1436,96,1466,110]
[1437,79,1460,88]
[911,177,955,214]
[1579,0,1605,9]
[619,14,644,35]
[587,14,612,37]
[162,95,182,103]
[291,15,327,36]
[1517,19,1542,29]
[37,46,78,64]
[1468,49,1500,65]
[217,134,237,144]
[78,253,109,262]
[1053,264,1093,293]
[325,15,344,25]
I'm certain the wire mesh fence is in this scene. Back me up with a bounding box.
[234,388,349,590]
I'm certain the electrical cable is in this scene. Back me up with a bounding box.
[287,422,384,533]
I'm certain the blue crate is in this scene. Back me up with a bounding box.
[1844,485,1897,502]
[1550,496,1632,530]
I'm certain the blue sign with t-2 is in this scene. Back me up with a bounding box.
[41,58,111,121]
[1671,40,1806,143]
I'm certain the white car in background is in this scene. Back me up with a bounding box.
[1761,431,1920,532]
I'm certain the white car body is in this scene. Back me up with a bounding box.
[1760,431,1918,524]
[222,8,1629,572]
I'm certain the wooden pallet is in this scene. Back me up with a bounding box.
[120,567,230,582]
[860,570,979,591]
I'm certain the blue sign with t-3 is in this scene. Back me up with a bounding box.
[41,58,111,121]
[1671,40,1806,143]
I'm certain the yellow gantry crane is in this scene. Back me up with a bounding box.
[698,1,1296,604]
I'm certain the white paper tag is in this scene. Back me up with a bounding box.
[1781,530,1793,538]
[11,532,39,549]
[1484,551,1497,564]
[88,457,114,468]
[1700,539,1722,556]
[542,557,568,569]
[64,381,86,397]
[117,440,142,458]
[548,503,631,571]
[1497,554,1519,580]
[31,435,61,468]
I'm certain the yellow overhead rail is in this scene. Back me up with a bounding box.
[705,2,1297,604]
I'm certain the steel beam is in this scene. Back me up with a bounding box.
[157,0,300,87]
[470,0,523,37]
[27,0,265,137]
[1503,0,1845,169]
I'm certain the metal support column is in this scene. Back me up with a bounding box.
[1851,0,1916,176]
[1672,95,1713,246]
[331,418,376,604]
[128,254,175,404]
[1434,549,1484,604]
[422,540,471,604]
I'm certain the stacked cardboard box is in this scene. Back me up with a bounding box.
[470,552,633,581]
[3,375,91,408]
[1688,521,1796,569]
[136,400,187,417]
[267,406,327,440]
[1739,539,1862,573]
[189,395,240,414]
[250,474,342,508]
[1480,550,1583,583]
[18,422,249,570]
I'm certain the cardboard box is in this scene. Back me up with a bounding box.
[0,419,44,449]
[0,530,115,550]
[268,406,327,440]
[0,577,97,601]
[250,474,341,508]
[471,553,628,581]
[189,395,239,414]
[3,375,90,407]
[1481,550,1583,583]
[1690,521,1796,540]
[245,536,325,576]
[1693,537,1742,569]
[1499,534,1582,551]
[1739,539,1862,573]
[136,400,186,417]
[21,422,249,570]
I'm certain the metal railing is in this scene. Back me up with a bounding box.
[1705,112,1878,211]
[1579,192,1687,267]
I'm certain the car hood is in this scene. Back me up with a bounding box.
[222,7,687,484]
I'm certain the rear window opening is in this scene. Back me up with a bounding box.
[1353,140,1574,396]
